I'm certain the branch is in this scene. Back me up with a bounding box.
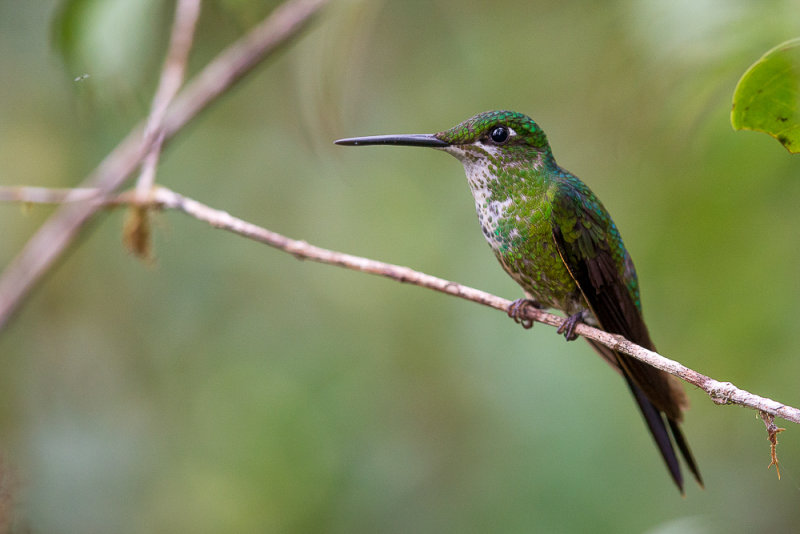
[138,188,800,426]
[0,0,330,329]
[128,0,202,259]
[0,187,102,204]
[8,184,793,426]
[147,189,800,424]
[135,0,201,199]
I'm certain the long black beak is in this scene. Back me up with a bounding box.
[334,134,449,148]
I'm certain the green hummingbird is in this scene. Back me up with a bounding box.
[335,110,702,493]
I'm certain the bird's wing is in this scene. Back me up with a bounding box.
[548,176,684,417]
[549,176,701,490]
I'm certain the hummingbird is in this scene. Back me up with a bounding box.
[335,110,702,493]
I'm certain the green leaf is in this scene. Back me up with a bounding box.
[731,37,800,154]
[51,0,94,68]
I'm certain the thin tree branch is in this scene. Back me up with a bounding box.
[128,0,201,259]
[0,0,330,329]
[144,187,800,426]
[0,187,102,204]
[6,184,792,426]
[135,0,201,199]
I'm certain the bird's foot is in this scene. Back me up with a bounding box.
[507,298,543,329]
[557,312,585,341]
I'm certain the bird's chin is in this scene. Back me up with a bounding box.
[441,145,470,160]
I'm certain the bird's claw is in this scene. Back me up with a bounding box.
[557,312,584,341]
[507,298,542,329]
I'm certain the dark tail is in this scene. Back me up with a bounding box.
[587,339,702,492]
[668,418,704,488]
[625,374,683,491]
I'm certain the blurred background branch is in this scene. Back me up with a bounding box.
[135,0,201,199]
[127,0,201,260]
[0,0,329,329]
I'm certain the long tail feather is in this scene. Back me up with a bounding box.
[623,369,684,492]
[668,418,704,487]
[586,339,702,492]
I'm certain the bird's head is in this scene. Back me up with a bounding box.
[335,110,554,170]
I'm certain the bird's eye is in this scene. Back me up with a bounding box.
[489,125,509,144]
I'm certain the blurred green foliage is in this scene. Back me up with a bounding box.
[732,37,800,153]
[1,0,800,532]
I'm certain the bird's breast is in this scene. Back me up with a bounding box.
[463,164,583,313]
